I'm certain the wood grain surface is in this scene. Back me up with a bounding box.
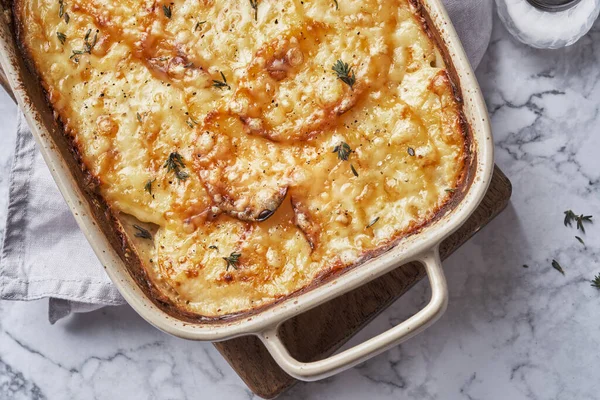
[0,69,511,399]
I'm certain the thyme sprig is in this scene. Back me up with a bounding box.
[223,252,241,271]
[133,224,152,239]
[212,71,231,90]
[163,152,189,182]
[332,59,356,89]
[564,210,593,232]
[592,274,600,289]
[333,142,352,161]
[162,4,172,18]
[70,29,98,61]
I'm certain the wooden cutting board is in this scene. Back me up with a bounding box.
[0,68,512,399]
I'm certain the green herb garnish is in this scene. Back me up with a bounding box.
[58,0,64,18]
[186,115,198,128]
[350,164,358,177]
[552,259,565,275]
[367,217,380,229]
[522,264,529,268]
[64,12,70,24]
[333,142,352,161]
[223,252,241,271]
[576,215,593,233]
[564,210,576,227]
[133,224,152,239]
[445,188,456,193]
[163,152,189,182]
[212,71,231,90]
[136,112,143,123]
[56,32,67,45]
[333,0,339,9]
[592,274,600,289]
[407,147,415,157]
[194,21,206,31]
[332,59,356,89]
[564,210,593,232]
[163,4,172,18]
[144,179,155,195]
[249,0,258,21]
[70,29,98,61]
[575,236,585,246]
[208,245,218,250]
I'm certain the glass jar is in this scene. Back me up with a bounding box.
[496,0,600,48]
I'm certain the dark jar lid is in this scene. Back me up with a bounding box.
[527,0,583,11]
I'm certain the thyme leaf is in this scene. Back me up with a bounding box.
[592,274,600,290]
[144,179,155,195]
[445,188,456,193]
[575,236,585,246]
[332,59,356,89]
[163,4,172,18]
[208,245,218,250]
[163,152,189,182]
[407,147,415,157]
[366,217,380,229]
[249,0,258,21]
[333,0,338,9]
[333,142,352,161]
[64,12,70,24]
[133,224,152,240]
[194,20,206,31]
[522,264,529,268]
[56,32,67,45]
[551,259,565,275]
[350,164,359,177]
[58,0,64,18]
[212,71,231,90]
[136,112,143,123]
[186,115,198,128]
[223,252,241,270]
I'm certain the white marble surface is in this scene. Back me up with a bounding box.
[2,16,600,400]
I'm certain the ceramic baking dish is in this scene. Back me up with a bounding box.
[0,0,493,381]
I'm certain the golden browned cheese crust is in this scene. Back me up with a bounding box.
[15,0,468,317]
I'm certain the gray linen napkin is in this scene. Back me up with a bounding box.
[0,0,493,323]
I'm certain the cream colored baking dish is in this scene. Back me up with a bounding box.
[0,0,493,381]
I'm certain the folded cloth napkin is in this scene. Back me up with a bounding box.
[0,0,494,323]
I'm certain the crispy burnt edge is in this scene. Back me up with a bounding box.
[8,0,475,324]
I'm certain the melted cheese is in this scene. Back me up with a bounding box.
[17,0,468,317]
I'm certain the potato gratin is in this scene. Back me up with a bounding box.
[16,0,469,318]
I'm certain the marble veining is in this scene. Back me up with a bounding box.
[1,15,600,399]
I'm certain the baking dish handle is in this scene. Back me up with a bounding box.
[259,247,448,381]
